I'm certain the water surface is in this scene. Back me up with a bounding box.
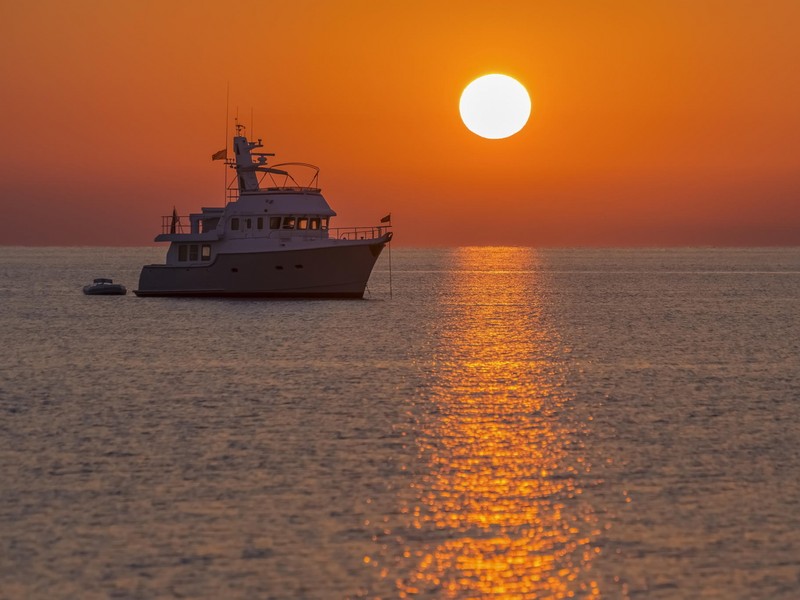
[1,247,799,598]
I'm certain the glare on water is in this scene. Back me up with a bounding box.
[370,248,602,598]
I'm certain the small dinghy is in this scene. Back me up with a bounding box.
[83,278,127,295]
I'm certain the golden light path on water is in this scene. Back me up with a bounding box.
[369,248,603,598]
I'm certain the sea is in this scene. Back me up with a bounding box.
[1,246,799,599]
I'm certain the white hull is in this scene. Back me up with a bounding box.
[135,237,388,298]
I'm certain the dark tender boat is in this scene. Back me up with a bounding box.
[83,278,127,295]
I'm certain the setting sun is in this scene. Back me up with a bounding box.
[459,74,531,139]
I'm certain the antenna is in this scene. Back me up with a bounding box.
[223,82,230,204]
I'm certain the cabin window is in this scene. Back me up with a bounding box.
[321,217,329,230]
[201,244,211,261]
[257,217,264,230]
[178,245,188,261]
[282,216,296,229]
[231,217,240,231]
[189,245,199,261]
[269,217,281,229]
[201,218,218,233]
[310,218,320,230]
[297,217,308,230]
[246,218,252,229]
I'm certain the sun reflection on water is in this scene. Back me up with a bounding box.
[373,248,602,598]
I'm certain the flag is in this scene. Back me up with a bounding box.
[170,206,179,234]
[211,148,227,161]
[380,213,391,223]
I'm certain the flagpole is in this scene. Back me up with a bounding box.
[388,213,393,299]
[388,237,393,299]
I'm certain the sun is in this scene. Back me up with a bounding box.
[459,74,531,139]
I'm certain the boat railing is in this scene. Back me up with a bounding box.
[161,215,188,234]
[223,184,322,204]
[262,185,322,192]
[332,226,391,241]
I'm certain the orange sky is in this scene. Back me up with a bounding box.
[1,0,799,246]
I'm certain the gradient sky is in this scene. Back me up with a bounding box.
[1,0,799,246]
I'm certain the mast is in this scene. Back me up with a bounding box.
[232,127,287,193]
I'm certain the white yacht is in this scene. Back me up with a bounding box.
[134,127,392,298]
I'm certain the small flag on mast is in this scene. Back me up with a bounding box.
[211,148,227,161]
[380,213,391,223]
[170,206,179,234]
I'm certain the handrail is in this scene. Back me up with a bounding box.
[161,215,188,234]
[159,217,391,239]
[261,186,322,192]
[332,226,392,241]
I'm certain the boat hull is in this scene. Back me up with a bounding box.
[83,285,127,295]
[134,240,387,298]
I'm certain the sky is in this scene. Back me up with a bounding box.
[1,0,799,246]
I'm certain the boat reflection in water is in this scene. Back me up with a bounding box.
[374,248,603,598]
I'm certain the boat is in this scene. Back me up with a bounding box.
[134,125,392,298]
[83,278,127,295]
